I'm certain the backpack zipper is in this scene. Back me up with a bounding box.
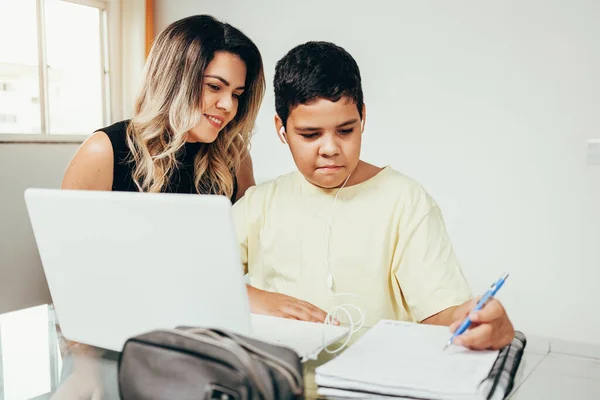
[160,329,271,399]
[186,328,303,396]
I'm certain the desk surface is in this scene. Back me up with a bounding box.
[0,305,599,399]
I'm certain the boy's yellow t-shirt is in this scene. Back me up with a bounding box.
[232,166,472,326]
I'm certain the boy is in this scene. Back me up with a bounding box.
[233,42,513,350]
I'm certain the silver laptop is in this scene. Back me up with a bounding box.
[24,188,348,360]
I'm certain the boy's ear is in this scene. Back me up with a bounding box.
[274,114,287,145]
[360,104,367,133]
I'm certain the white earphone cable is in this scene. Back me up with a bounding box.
[304,171,368,359]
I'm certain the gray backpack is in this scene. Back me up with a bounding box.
[118,327,304,400]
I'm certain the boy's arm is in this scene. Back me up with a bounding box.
[423,298,514,350]
[394,204,514,350]
[421,306,458,326]
[231,189,331,323]
[246,285,331,323]
[393,205,472,323]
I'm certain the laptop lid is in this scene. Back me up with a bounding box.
[24,188,251,351]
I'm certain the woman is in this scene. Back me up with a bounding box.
[62,15,265,202]
[53,15,265,398]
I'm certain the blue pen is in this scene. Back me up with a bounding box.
[443,272,510,351]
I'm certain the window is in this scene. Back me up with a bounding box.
[0,0,110,136]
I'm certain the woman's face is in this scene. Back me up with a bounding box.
[187,51,247,143]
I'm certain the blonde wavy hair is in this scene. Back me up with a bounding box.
[126,15,265,197]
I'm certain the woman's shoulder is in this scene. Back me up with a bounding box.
[94,119,131,153]
[62,129,114,190]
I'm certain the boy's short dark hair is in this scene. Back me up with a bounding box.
[274,41,364,127]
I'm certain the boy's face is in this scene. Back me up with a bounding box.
[276,97,365,189]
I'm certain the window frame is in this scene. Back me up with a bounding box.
[0,0,117,143]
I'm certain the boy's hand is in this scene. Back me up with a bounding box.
[247,285,335,324]
[449,298,515,350]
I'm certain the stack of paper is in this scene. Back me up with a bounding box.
[315,320,499,399]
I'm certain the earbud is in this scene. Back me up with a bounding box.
[360,118,365,132]
[278,126,288,144]
[327,273,334,290]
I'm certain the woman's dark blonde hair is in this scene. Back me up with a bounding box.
[126,15,265,197]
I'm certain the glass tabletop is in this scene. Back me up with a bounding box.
[0,304,369,399]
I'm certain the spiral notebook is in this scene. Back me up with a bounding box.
[315,320,526,400]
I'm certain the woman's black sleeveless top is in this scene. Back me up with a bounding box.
[98,120,237,201]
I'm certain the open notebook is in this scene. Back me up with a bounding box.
[315,320,526,400]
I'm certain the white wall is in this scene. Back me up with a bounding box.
[156,0,600,345]
[0,144,79,314]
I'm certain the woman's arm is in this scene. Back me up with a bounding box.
[235,150,256,201]
[62,131,114,191]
